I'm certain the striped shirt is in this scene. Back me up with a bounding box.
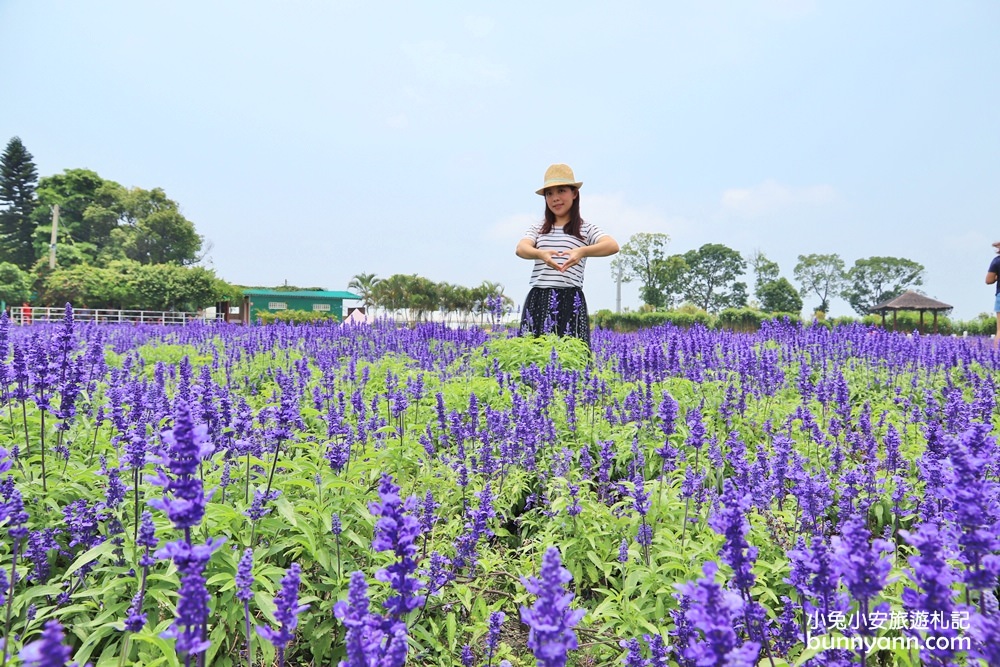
[524,221,607,288]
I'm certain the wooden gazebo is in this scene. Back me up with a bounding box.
[869,290,953,333]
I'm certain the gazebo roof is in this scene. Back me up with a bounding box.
[869,290,953,313]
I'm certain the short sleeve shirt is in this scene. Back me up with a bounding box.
[989,256,1000,294]
[524,221,607,288]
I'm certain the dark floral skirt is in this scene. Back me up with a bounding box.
[519,286,590,349]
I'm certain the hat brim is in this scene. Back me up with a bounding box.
[536,181,583,195]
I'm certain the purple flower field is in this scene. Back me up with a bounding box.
[0,308,999,666]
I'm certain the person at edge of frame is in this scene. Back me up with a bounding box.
[985,240,1000,348]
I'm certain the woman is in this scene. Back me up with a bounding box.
[516,164,619,348]
[985,241,1000,348]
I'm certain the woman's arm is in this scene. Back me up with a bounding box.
[987,271,997,285]
[558,235,620,272]
[584,235,620,258]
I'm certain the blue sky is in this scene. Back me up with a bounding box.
[2,1,998,320]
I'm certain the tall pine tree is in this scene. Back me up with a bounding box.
[0,137,40,269]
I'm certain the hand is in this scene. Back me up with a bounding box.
[555,247,586,272]
[536,249,566,272]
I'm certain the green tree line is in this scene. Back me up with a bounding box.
[614,232,928,316]
[349,273,511,324]
[0,136,236,310]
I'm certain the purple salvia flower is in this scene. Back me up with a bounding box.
[685,405,706,450]
[369,473,425,618]
[245,489,281,521]
[461,645,475,667]
[520,547,586,667]
[677,561,760,667]
[620,638,645,667]
[137,511,158,567]
[618,538,629,564]
[148,400,215,531]
[257,563,309,667]
[899,522,965,664]
[18,619,75,667]
[485,610,505,667]
[236,548,254,602]
[334,571,409,667]
[831,515,893,640]
[156,538,225,659]
[124,590,148,632]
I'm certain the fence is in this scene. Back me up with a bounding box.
[8,307,203,326]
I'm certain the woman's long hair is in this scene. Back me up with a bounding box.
[540,188,584,239]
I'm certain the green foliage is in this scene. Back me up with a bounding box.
[347,272,379,309]
[477,333,591,374]
[716,307,802,332]
[614,232,672,308]
[0,136,40,269]
[757,277,803,314]
[591,309,714,332]
[793,253,846,312]
[677,243,748,313]
[40,260,235,310]
[0,261,32,305]
[368,273,509,323]
[33,169,202,267]
[256,308,340,324]
[861,312,959,335]
[842,256,925,316]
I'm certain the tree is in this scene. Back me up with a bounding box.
[677,243,748,313]
[793,254,846,313]
[648,255,689,310]
[748,250,779,300]
[32,169,110,265]
[112,187,202,265]
[348,272,380,310]
[616,233,671,308]
[842,256,925,316]
[0,137,40,269]
[33,171,202,266]
[0,261,31,306]
[41,260,234,310]
[758,277,803,313]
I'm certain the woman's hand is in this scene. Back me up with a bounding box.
[555,247,587,272]
[516,239,564,271]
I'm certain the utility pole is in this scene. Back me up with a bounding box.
[615,263,623,313]
[49,204,60,269]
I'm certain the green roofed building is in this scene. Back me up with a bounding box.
[243,289,361,322]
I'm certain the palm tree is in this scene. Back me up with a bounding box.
[348,272,380,311]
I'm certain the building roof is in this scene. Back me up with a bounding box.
[243,289,362,300]
[869,290,953,313]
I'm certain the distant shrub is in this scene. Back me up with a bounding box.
[591,309,714,332]
[256,309,339,324]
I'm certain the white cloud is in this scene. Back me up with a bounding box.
[401,40,507,86]
[721,180,836,217]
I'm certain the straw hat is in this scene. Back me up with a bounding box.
[536,164,582,195]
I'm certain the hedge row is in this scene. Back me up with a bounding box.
[591,308,998,336]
